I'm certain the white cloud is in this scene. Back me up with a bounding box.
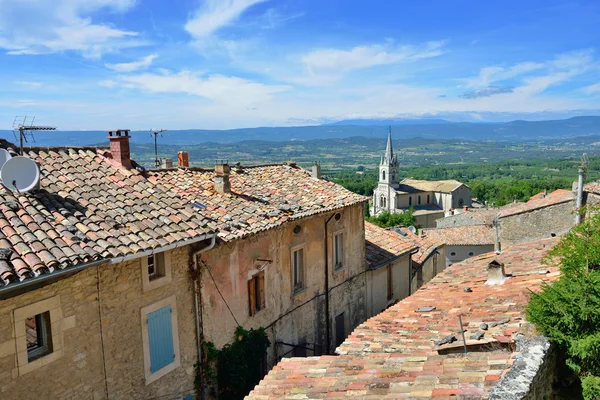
[465,62,545,87]
[0,0,141,58]
[105,53,158,72]
[107,70,290,105]
[15,81,44,88]
[185,0,266,40]
[584,83,600,94]
[300,41,445,84]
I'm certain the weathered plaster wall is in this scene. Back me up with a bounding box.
[395,191,434,208]
[446,244,494,268]
[366,255,410,318]
[0,245,199,400]
[200,203,367,366]
[414,211,445,228]
[499,201,575,246]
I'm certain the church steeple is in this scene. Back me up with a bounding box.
[378,127,399,186]
[381,126,398,167]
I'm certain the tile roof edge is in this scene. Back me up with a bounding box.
[23,145,110,152]
[368,246,419,271]
[499,197,575,218]
[147,163,299,173]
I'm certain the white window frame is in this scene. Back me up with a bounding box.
[291,245,305,295]
[12,295,73,376]
[141,295,181,385]
[141,250,172,292]
[333,230,345,271]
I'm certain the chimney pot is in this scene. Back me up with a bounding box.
[214,163,231,194]
[178,151,189,167]
[485,260,508,285]
[107,129,132,169]
[160,158,173,169]
[311,161,322,179]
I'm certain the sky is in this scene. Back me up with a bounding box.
[1,0,600,130]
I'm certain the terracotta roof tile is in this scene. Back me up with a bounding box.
[364,222,419,269]
[400,178,466,193]
[422,225,495,246]
[499,188,575,218]
[147,165,366,242]
[247,238,560,399]
[0,142,214,287]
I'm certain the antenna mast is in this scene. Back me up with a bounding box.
[150,129,167,167]
[12,116,56,154]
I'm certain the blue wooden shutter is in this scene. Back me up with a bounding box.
[148,305,175,373]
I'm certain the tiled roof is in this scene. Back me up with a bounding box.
[247,238,560,399]
[0,143,214,286]
[404,230,444,268]
[147,165,366,242]
[400,178,466,193]
[364,222,418,269]
[422,225,495,246]
[499,188,575,218]
[584,182,600,195]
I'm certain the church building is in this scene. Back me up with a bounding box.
[370,129,472,227]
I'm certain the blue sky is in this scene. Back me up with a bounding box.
[1,0,600,129]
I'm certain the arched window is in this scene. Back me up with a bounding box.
[458,198,464,207]
[427,195,430,204]
[418,195,421,205]
[380,195,386,208]
[408,197,412,206]
[382,170,386,180]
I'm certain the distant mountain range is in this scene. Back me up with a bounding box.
[2,116,600,147]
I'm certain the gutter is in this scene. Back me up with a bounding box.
[368,246,419,271]
[191,233,217,400]
[108,233,215,264]
[0,259,109,300]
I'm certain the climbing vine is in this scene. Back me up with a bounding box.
[200,326,271,400]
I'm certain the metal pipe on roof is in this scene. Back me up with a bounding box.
[0,258,108,300]
[576,167,585,225]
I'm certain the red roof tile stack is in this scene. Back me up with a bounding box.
[247,237,560,399]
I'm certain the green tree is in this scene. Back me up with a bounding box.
[527,210,600,399]
[366,208,416,228]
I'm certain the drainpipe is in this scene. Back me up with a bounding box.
[493,215,501,253]
[191,233,217,400]
[324,212,339,355]
[576,167,585,224]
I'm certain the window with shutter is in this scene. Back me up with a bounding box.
[147,306,175,374]
[334,232,344,270]
[292,248,305,293]
[248,271,266,316]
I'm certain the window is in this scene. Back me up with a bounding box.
[409,197,412,206]
[382,170,386,180]
[468,252,475,257]
[248,271,266,316]
[458,198,465,207]
[418,195,421,205]
[334,232,344,270]
[335,312,346,347]
[433,254,439,275]
[427,194,430,204]
[292,248,305,293]
[142,295,181,385]
[142,251,172,292]
[26,312,53,362]
[387,265,393,301]
[450,252,456,257]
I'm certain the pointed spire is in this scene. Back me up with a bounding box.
[383,126,394,165]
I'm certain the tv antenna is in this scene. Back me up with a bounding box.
[12,116,56,154]
[150,129,167,167]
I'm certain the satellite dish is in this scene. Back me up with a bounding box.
[408,226,417,234]
[1,156,40,193]
[0,149,12,169]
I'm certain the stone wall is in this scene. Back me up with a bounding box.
[199,203,367,366]
[0,245,199,400]
[499,200,575,246]
[436,213,484,228]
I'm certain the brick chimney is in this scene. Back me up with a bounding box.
[311,161,321,179]
[107,129,132,169]
[214,163,231,194]
[178,151,189,167]
[485,260,508,286]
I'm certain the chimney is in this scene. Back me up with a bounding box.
[107,129,132,169]
[311,161,321,179]
[160,158,173,168]
[178,151,189,167]
[214,163,231,194]
[485,260,507,285]
[575,167,585,224]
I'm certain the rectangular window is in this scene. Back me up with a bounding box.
[26,312,52,362]
[147,305,175,374]
[148,253,166,281]
[335,312,345,347]
[387,265,393,301]
[292,248,304,293]
[334,233,344,270]
[248,271,266,316]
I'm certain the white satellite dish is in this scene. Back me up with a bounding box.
[1,156,40,193]
[408,225,417,234]
[0,149,12,170]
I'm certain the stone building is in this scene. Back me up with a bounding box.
[0,132,217,400]
[422,225,495,268]
[370,129,472,227]
[147,161,367,369]
[247,237,561,399]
